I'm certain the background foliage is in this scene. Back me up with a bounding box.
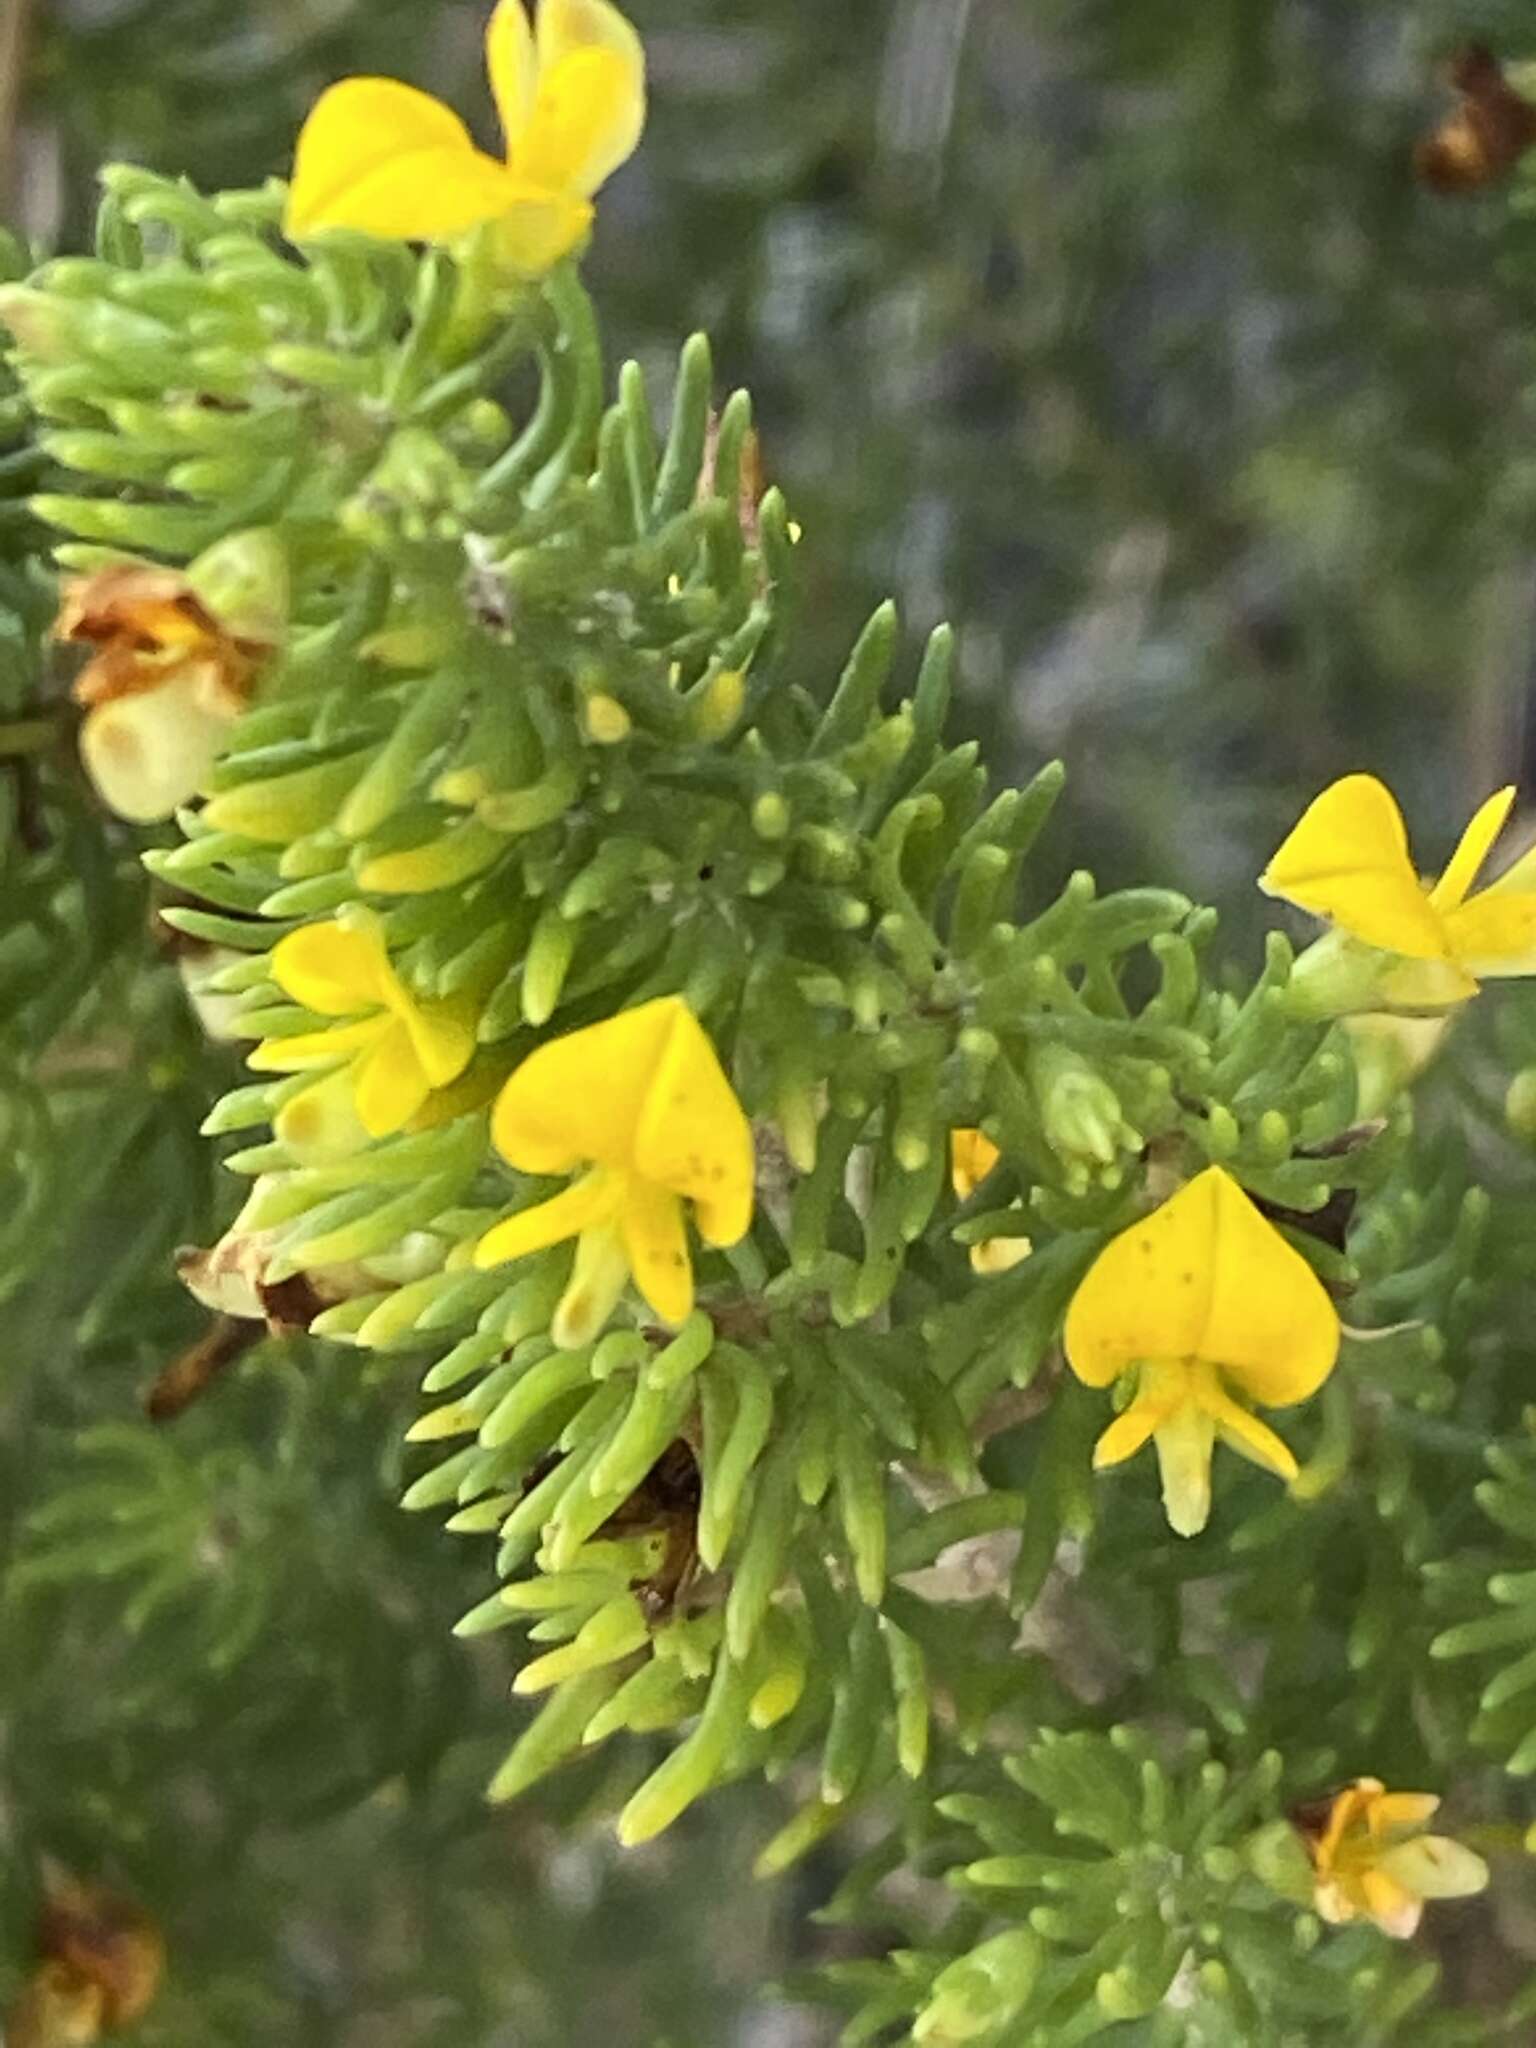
[8,2,1536,2043]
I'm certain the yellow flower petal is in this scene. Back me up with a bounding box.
[474,1168,619,1267]
[620,1178,693,1326]
[79,670,234,824]
[490,999,678,1175]
[1063,1167,1340,1407]
[533,0,646,191]
[969,1236,1033,1275]
[632,1000,755,1245]
[1371,1792,1441,1836]
[486,0,538,144]
[1091,1387,1177,1470]
[1442,888,1536,980]
[287,78,526,241]
[1359,1868,1423,1940]
[1374,952,1481,1010]
[951,1127,1000,1201]
[511,46,644,200]
[270,919,389,1016]
[1377,1836,1488,1902]
[1427,785,1515,911]
[489,190,594,277]
[351,1018,431,1137]
[247,1017,385,1072]
[397,993,478,1091]
[1195,1368,1299,1479]
[1260,774,1447,960]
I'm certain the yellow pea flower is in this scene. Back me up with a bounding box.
[1063,1165,1339,1537]
[950,1129,1032,1275]
[285,0,646,277]
[1261,773,1536,1011]
[473,995,754,1349]
[250,914,477,1147]
[1299,1778,1488,1939]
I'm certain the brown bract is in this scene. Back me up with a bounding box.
[56,565,263,715]
[1414,43,1536,193]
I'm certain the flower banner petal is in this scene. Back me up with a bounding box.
[1196,1170,1340,1405]
[490,999,678,1175]
[632,1002,754,1245]
[512,47,646,200]
[1259,774,1447,960]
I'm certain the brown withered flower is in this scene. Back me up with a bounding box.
[56,532,284,824]
[5,1865,165,2047]
[1414,43,1536,194]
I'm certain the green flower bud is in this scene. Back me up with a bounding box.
[1028,1042,1138,1167]
[913,1929,1043,2043]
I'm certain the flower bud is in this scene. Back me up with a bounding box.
[1028,1042,1137,1167]
[913,1929,1043,2043]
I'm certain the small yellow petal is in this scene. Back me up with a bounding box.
[1191,1362,1299,1478]
[1260,774,1448,960]
[1427,785,1515,911]
[351,1019,431,1137]
[270,919,389,1017]
[1091,1387,1178,1469]
[398,993,478,1091]
[474,1169,619,1267]
[1360,1869,1423,1940]
[1370,1792,1441,1835]
[619,1179,692,1327]
[486,0,538,145]
[247,1018,384,1072]
[1442,888,1536,980]
[950,1127,1000,1200]
[489,191,594,277]
[511,46,645,200]
[490,999,678,1175]
[969,1235,1032,1276]
[287,78,524,241]
[1374,952,1481,1010]
[633,1001,755,1244]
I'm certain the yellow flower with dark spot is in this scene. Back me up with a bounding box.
[250,914,477,1146]
[1064,1165,1339,1536]
[285,0,645,277]
[950,1129,1031,1275]
[1300,1778,1488,1938]
[1261,773,1536,1010]
[474,995,754,1348]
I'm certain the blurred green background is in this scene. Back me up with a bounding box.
[6,1,1536,2041]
